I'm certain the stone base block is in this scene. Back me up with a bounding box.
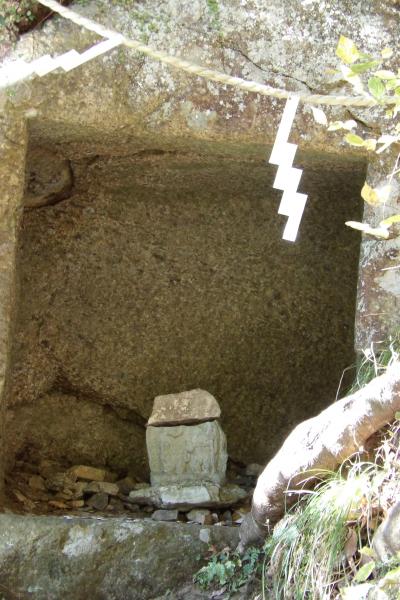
[128,483,247,510]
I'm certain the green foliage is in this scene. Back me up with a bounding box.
[195,337,400,600]
[263,407,400,599]
[264,465,373,599]
[194,546,264,596]
[345,332,400,396]
[206,0,222,32]
[0,0,36,37]
[312,36,400,239]
[335,35,400,112]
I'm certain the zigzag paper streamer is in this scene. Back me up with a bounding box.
[269,96,308,242]
[0,36,124,90]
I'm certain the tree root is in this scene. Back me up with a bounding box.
[239,361,400,550]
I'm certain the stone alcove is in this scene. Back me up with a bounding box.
[2,120,365,485]
[1,0,397,508]
[1,0,400,595]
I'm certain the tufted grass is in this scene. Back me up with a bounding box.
[264,463,375,599]
[263,334,400,599]
[263,415,400,599]
[193,335,400,599]
[337,331,400,399]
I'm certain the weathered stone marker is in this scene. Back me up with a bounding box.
[129,389,246,509]
[146,389,227,487]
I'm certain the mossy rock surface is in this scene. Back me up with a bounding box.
[0,514,239,599]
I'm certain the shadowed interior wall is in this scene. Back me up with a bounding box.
[5,136,365,478]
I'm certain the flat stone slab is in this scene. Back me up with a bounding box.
[147,389,221,426]
[0,514,239,600]
[129,483,248,509]
[68,465,107,482]
[147,420,227,486]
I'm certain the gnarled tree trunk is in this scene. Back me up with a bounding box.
[239,361,400,549]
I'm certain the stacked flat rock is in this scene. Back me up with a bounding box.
[147,389,221,427]
[129,389,246,509]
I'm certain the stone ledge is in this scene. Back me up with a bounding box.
[0,514,239,599]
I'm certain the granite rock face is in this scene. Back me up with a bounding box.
[147,421,227,486]
[0,514,239,599]
[373,500,400,562]
[148,388,221,426]
[1,0,397,482]
[23,146,73,208]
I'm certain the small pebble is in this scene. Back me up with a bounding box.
[186,509,211,524]
[48,500,68,509]
[28,475,46,491]
[87,492,109,511]
[221,510,233,525]
[151,509,178,522]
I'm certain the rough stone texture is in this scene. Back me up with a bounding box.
[0,514,239,599]
[1,0,397,478]
[147,421,228,486]
[159,483,247,509]
[148,388,221,426]
[0,112,27,496]
[5,393,147,478]
[85,481,119,495]
[151,509,178,521]
[187,508,211,523]
[373,500,400,563]
[355,148,400,351]
[1,1,398,152]
[4,145,364,475]
[23,145,73,208]
[69,465,107,481]
[342,574,400,600]
[129,482,247,509]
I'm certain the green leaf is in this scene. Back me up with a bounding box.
[381,47,393,59]
[381,566,400,585]
[373,69,396,80]
[395,411,400,420]
[380,214,400,227]
[364,138,377,151]
[344,133,365,147]
[368,76,386,100]
[350,60,380,74]
[354,561,375,583]
[360,546,376,558]
[361,182,387,206]
[336,35,360,64]
[385,78,400,90]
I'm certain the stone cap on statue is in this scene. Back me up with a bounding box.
[147,388,221,427]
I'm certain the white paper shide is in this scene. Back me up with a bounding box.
[269,96,308,242]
